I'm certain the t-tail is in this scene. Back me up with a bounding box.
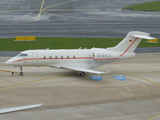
[107,31,155,58]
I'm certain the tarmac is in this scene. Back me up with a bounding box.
[0,52,159,120]
[0,0,160,38]
[0,0,159,119]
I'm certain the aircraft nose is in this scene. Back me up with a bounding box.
[5,60,10,64]
[5,59,13,65]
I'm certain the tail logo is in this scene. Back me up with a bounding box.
[120,37,138,56]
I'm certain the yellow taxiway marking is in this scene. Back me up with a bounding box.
[36,0,45,21]
[45,9,98,11]
[0,10,40,12]
[148,115,160,120]
[43,0,79,11]
[0,70,18,74]
[0,0,45,24]
[43,11,107,21]
[0,0,97,25]
[0,9,97,12]
[0,0,159,24]
[0,76,70,91]
[128,74,160,86]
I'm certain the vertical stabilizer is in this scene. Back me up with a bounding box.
[107,31,155,53]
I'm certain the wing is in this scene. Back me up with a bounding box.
[0,104,43,114]
[50,64,112,74]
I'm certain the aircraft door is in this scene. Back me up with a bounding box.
[32,52,38,66]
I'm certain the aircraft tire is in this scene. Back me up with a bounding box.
[20,72,23,76]
[80,72,85,76]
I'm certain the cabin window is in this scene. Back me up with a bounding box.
[93,53,95,57]
[44,56,46,59]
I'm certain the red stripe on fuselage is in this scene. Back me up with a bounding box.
[12,57,93,63]
[12,57,119,63]
[94,58,119,60]
[120,37,138,57]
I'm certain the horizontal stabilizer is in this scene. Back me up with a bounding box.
[131,34,155,40]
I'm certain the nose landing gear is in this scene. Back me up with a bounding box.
[19,66,23,76]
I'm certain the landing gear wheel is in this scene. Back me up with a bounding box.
[19,66,23,76]
[20,72,23,76]
[80,72,85,76]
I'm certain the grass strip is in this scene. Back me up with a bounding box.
[123,1,160,11]
[0,37,159,51]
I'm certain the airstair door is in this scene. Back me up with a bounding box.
[32,52,38,66]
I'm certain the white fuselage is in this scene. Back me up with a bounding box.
[6,48,129,69]
[5,31,155,76]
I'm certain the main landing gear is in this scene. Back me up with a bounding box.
[79,72,85,77]
[19,66,23,76]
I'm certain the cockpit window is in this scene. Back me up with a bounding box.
[16,53,28,57]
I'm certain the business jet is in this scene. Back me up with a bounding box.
[5,31,155,76]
